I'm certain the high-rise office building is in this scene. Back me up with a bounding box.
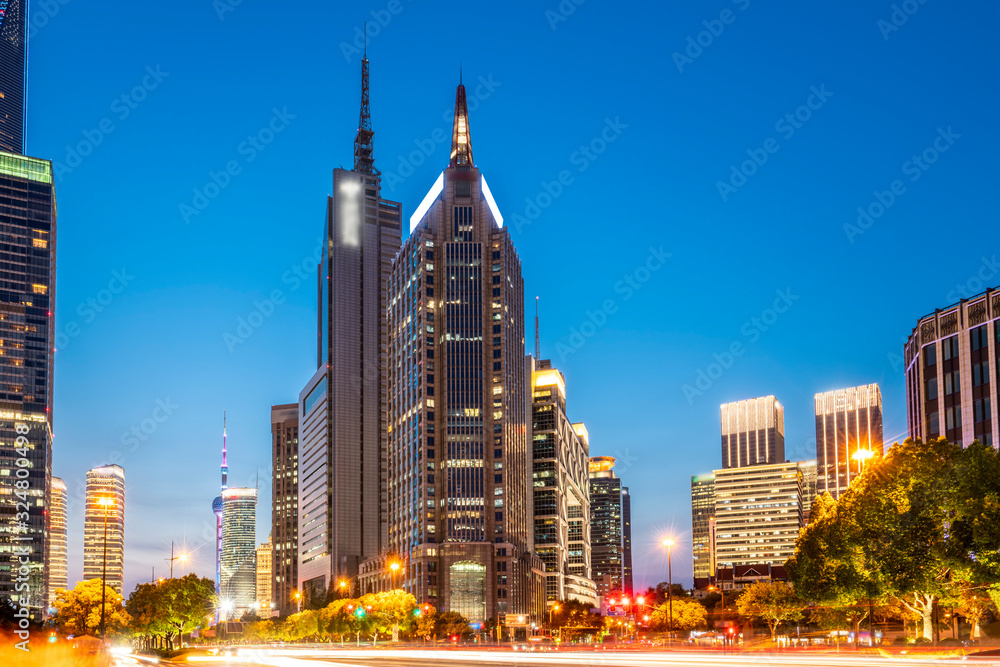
[212,415,229,592]
[713,462,802,570]
[529,361,597,608]
[904,288,999,448]
[690,473,715,580]
[720,396,785,468]
[0,152,55,619]
[220,487,257,615]
[814,384,883,499]
[83,465,126,594]
[374,81,544,624]
[0,1,27,154]
[798,459,818,522]
[589,456,631,597]
[48,476,68,600]
[270,403,298,615]
[256,536,273,615]
[297,54,402,603]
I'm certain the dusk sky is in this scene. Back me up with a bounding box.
[31,0,999,594]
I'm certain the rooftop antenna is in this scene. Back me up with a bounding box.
[534,296,540,360]
[353,22,378,175]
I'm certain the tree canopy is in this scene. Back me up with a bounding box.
[51,579,131,637]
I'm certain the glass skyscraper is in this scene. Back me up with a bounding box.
[221,487,257,616]
[814,384,883,499]
[588,456,632,597]
[0,151,55,620]
[720,396,785,468]
[0,0,26,154]
[83,465,126,595]
[374,81,544,623]
[270,403,298,615]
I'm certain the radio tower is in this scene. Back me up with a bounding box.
[353,25,378,176]
[212,411,228,592]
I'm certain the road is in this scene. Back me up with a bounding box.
[131,646,1000,667]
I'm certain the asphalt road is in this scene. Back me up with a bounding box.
[142,646,1000,667]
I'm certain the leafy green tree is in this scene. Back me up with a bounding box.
[159,574,216,648]
[284,610,319,641]
[52,579,131,637]
[650,597,707,632]
[414,604,438,641]
[735,581,803,641]
[436,610,470,637]
[550,600,601,639]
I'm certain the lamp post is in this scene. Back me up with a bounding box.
[167,541,188,579]
[663,538,675,645]
[549,604,560,631]
[295,590,301,613]
[97,496,115,641]
[709,585,726,643]
[389,559,401,590]
[852,448,874,475]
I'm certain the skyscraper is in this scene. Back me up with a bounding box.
[904,288,999,448]
[720,396,785,468]
[256,535,273,616]
[0,151,55,619]
[690,473,715,580]
[374,81,544,624]
[270,403,298,615]
[83,465,125,594]
[529,360,597,608]
[0,0,27,154]
[48,476,68,601]
[297,54,401,602]
[589,456,629,597]
[221,487,257,615]
[713,462,802,570]
[798,459,818,522]
[814,384,883,499]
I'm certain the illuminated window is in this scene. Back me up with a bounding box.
[32,284,47,295]
[32,238,47,249]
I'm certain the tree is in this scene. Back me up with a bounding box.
[550,600,602,640]
[735,581,803,641]
[436,610,470,638]
[957,585,996,639]
[366,589,417,641]
[159,574,216,648]
[650,597,707,633]
[284,610,319,641]
[51,579,131,637]
[414,604,437,641]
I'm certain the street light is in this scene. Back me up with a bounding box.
[663,538,675,644]
[549,604,560,630]
[295,590,301,613]
[167,541,188,579]
[97,496,115,642]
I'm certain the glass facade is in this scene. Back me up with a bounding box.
[270,403,298,615]
[0,151,55,619]
[221,487,257,615]
[0,0,26,154]
[83,465,126,594]
[814,384,883,499]
[720,396,785,468]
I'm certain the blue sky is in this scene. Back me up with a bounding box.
[31,0,999,594]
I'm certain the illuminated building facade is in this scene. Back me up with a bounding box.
[48,476,67,601]
[377,81,544,624]
[0,0,27,154]
[589,456,632,597]
[221,487,257,615]
[256,535,273,615]
[904,288,1000,448]
[713,462,802,569]
[690,473,715,580]
[814,384,883,499]
[720,396,785,468]
[270,403,298,615]
[798,459,817,522]
[0,152,55,619]
[83,465,125,594]
[530,360,597,608]
[297,54,401,603]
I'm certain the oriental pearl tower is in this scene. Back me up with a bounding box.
[212,412,228,592]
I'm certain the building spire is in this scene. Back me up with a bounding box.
[221,410,228,491]
[353,47,378,176]
[449,81,474,167]
[535,296,540,360]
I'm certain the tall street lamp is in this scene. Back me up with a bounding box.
[388,559,401,590]
[98,496,115,641]
[852,448,874,475]
[167,541,188,579]
[663,538,675,644]
[548,604,560,629]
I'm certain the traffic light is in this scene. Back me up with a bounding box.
[355,607,365,618]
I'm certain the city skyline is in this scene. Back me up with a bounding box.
[33,1,1000,598]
